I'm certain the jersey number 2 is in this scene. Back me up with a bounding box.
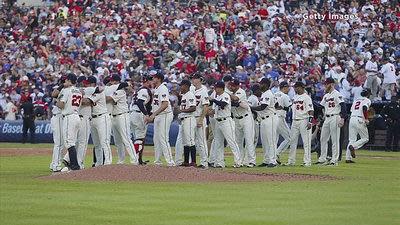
[72,95,82,107]
[354,101,361,110]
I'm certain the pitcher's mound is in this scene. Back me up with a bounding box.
[41,165,333,182]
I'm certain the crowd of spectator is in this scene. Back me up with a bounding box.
[0,0,399,120]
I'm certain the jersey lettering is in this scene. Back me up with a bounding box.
[354,101,361,110]
[72,94,82,107]
[328,102,335,108]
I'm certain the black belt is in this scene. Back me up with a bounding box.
[92,113,106,118]
[260,113,276,120]
[216,117,230,122]
[180,116,194,121]
[234,114,249,120]
[112,112,128,117]
[62,114,77,118]
[351,116,363,118]
[133,110,141,113]
[79,115,83,118]
[326,114,339,118]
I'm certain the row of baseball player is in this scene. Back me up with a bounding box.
[49,73,371,172]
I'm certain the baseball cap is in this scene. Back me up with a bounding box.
[103,76,111,85]
[77,76,87,84]
[142,75,153,82]
[66,73,77,83]
[259,77,270,84]
[324,77,336,85]
[279,81,289,88]
[293,81,305,88]
[152,72,164,80]
[111,74,121,82]
[251,84,260,93]
[215,81,225,88]
[230,79,240,86]
[87,76,97,84]
[179,79,191,87]
[222,75,233,82]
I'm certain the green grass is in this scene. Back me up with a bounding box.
[0,143,399,225]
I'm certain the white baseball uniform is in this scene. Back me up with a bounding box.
[50,105,63,171]
[248,94,260,147]
[88,89,112,166]
[346,97,371,160]
[193,85,210,167]
[179,91,196,147]
[208,90,217,165]
[232,88,256,166]
[318,89,344,164]
[130,87,151,140]
[111,88,139,165]
[212,92,241,167]
[258,90,279,165]
[275,90,292,156]
[152,83,175,166]
[287,93,314,166]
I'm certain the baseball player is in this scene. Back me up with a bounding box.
[228,79,256,167]
[104,75,120,164]
[177,79,197,166]
[316,77,346,166]
[248,84,262,148]
[275,81,292,163]
[129,75,153,165]
[251,78,279,167]
[49,76,66,172]
[209,81,242,168]
[286,82,314,166]
[63,76,96,169]
[145,72,175,166]
[191,73,210,168]
[106,80,139,165]
[208,76,233,167]
[57,73,82,171]
[346,89,371,163]
[79,76,112,167]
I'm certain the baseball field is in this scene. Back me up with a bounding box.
[0,143,398,225]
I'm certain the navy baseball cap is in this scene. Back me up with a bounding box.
[142,75,153,82]
[77,76,87,84]
[66,73,77,83]
[111,74,121,82]
[152,73,164,80]
[215,81,225,88]
[179,79,191,87]
[294,81,305,88]
[230,79,240,86]
[87,76,97,84]
[279,81,289,88]
[103,76,111,85]
[251,84,260,93]
[259,77,270,85]
[324,77,335,85]
[222,75,233,82]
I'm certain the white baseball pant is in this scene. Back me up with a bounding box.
[213,117,241,167]
[319,115,341,163]
[288,119,312,165]
[208,117,217,165]
[63,114,81,149]
[50,114,63,171]
[91,114,112,166]
[346,117,369,160]
[112,113,139,164]
[153,112,175,166]
[76,115,91,168]
[195,118,209,167]
[260,115,278,164]
[174,125,184,165]
[112,117,126,164]
[254,120,260,148]
[276,116,291,156]
[234,115,256,165]
[130,111,147,140]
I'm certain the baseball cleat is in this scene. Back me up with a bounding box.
[208,162,215,167]
[276,156,281,165]
[247,163,256,168]
[301,163,311,167]
[327,162,338,166]
[62,160,70,168]
[349,145,356,158]
[189,162,197,167]
[233,164,242,168]
[266,163,277,168]
[258,163,268,167]
[345,160,356,163]
[314,161,325,165]
[282,163,295,166]
[197,165,208,169]
[60,167,70,172]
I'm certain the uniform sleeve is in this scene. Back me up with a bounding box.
[159,87,169,102]
[137,89,149,102]
[187,93,196,107]
[284,95,292,107]
[260,93,270,105]
[365,99,371,109]
[88,93,100,104]
[111,90,125,103]
[306,97,314,112]
[59,89,68,103]
[336,92,344,104]
[201,91,210,105]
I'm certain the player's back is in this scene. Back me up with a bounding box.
[350,97,371,117]
[60,86,82,115]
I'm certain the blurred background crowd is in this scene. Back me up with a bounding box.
[0,0,399,120]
